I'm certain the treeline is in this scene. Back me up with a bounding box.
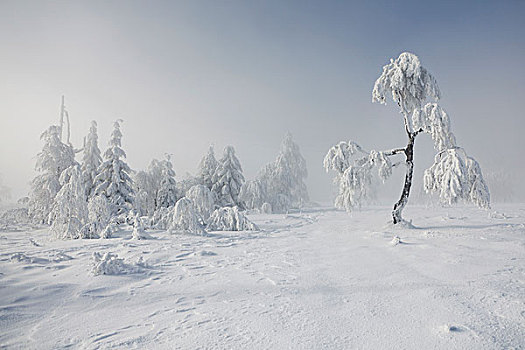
[26,110,308,239]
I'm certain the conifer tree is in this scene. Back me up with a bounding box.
[81,121,102,197]
[197,145,218,190]
[28,125,75,223]
[212,146,245,208]
[93,120,134,217]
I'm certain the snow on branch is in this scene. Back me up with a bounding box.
[372,52,440,118]
[324,141,394,211]
[424,148,490,208]
[412,103,457,151]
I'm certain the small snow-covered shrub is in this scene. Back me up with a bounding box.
[186,184,216,222]
[261,202,272,214]
[91,252,127,275]
[131,215,150,240]
[207,206,258,231]
[169,197,205,235]
[91,252,143,275]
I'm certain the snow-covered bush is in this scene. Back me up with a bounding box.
[49,165,89,239]
[132,214,150,240]
[212,146,245,208]
[28,125,75,224]
[93,120,134,218]
[261,202,272,214]
[168,197,205,235]
[325,52,489,223]
[186,184,216,222]
[91,252,144,275]
[207,206,258,231]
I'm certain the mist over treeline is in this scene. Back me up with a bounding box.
[1,1,524,205]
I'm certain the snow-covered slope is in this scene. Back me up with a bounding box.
[1,205,524,349]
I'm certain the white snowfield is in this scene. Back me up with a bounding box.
[1,205,524,349]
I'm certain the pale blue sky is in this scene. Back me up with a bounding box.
[0,0,524,201]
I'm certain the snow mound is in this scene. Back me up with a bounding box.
[91,252,144,276]
[390,236,402,246]
[207,206,258,231]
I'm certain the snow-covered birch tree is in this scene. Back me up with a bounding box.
[81,121,102,197]
[28,125,76,224]
[324,52,489,224]
[93,120,134,218]
[212,146,245,208]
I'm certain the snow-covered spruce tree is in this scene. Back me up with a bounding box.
[186,184,216,222]
[28,125,75,224]
[197,145,218,190]
[255,133,309,213]
[133,156,179,216]
[169,197,205,234]
[81,121,102,197]
[324,52,489,224]
[155,155,179,209]
[93,120,134,218]
[239,179,266,211]
[212,146,245,208]
[132,171,153,217]
[49,165,89,239]
[273,133,309,208]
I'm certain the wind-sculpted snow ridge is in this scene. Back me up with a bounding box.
[207,206,258,231]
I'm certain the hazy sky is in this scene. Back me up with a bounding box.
[0,0,524,202]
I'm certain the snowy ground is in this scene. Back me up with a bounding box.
[1,204,524,349]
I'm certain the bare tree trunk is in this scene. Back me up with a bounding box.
[392,133,416,224]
